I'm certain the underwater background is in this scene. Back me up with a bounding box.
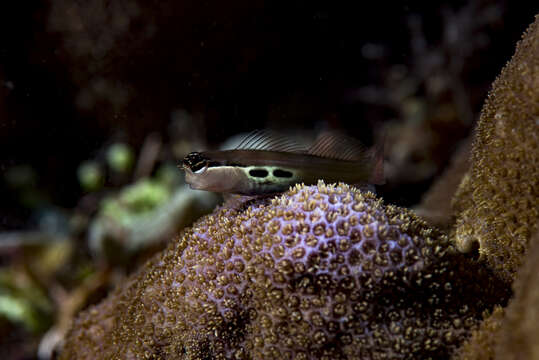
[0,1,537,359]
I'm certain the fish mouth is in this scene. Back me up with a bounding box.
[187,181,207,191]
[184,171,201,189]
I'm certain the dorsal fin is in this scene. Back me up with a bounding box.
[308,131,370,161]
[235,130,306,153]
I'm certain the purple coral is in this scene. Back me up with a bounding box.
[61,182,506,359]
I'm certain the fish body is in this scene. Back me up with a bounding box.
[181,131,384,196]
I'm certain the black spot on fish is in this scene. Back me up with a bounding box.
[273,169,293,178]
[249,169,269,178]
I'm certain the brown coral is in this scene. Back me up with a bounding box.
[451,306,505,360]
[494,230,539,360]
[454,231,539,360]
[452,15,539,282]
[61,182,506,359]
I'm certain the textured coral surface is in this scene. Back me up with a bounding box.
[61,182,505,360]
[494,231,539,360]
[454,231,539,360]
[451,15,539,360]
[453,15,539,282]
[451,306,504,360]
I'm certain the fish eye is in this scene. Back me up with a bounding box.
[183,152,209,173]
[192,161,208,173]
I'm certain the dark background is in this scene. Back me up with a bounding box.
[0,0,537,229]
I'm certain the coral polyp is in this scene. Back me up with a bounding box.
[61,182,506,359]
[453,15,539,282]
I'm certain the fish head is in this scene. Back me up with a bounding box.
[181,152,244,193]
[182,152,209,172]
[182,152,210,188]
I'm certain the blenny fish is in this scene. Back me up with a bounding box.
[180,130,384,195]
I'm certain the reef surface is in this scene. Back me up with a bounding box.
[60,182,506,359]
[453,14,539,282]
